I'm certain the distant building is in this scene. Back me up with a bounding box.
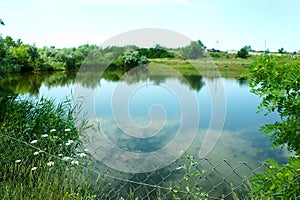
[249,52,263,56]
[227,50,238,54]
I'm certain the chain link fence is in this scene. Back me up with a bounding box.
[3,131,298,200]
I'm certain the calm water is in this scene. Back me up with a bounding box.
[1,69,289,198]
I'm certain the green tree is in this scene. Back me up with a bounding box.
[278,47,286,54]
[26,45,42,70]
[246,56,300,198]
[237,46,250,58]
[247,56,300,153]
[122,49,149,69]
[11,45,32,72]
[180,40,206,59]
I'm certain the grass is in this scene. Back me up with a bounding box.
[1,161,108,200]
[0,96,108,199]
[148,58,250,78]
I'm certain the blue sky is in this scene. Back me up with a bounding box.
[1,0,299,51]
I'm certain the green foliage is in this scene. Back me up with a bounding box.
[237,46,250,59]
[122,49,149,69]
[0,68,107,199]
[250,158,300,199]
[138,47,175,58]
[172,154,207,199]
[0,97,85,166]
[209,52,221,58]
[246,56,300,199]
[179,40,206,59]
[278,47,286,54]
[0,162,108,200]
[247,56,300,154]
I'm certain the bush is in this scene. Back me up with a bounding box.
[250,158,300,199]
[209,52,221,58]
[246,56,300,198]
[237,46,249,59]
[138,47,175,58]
[122,49,149,69]
[180,41,205,59]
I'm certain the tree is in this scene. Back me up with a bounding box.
[278,47,286,54]
[197,40,206,50]
[138,47,174,58]
[26,45,41,69]
[237,46,250,58]
[122,49,149,69]
[0,19,4,26]
[180,40,206,59]
[247,56,300,154]
[247,56,300,198]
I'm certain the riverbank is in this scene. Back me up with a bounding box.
[148,57,253,78]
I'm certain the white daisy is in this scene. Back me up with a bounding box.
[41,134,49,138]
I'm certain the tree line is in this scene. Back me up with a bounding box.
[0,35,208,75]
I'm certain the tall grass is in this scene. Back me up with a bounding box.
[0,96,107,199]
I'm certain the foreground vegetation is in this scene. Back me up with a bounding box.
[245,56,300,199]
[0,95,108,199]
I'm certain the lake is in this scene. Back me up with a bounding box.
[1,67,289,198]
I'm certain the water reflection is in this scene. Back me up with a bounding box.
[1,68,206,95]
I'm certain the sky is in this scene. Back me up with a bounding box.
[0,0,299,51]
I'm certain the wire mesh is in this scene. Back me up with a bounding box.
[1,132,298,200]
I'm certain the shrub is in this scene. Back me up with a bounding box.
[237,46,249,59]
[246,56,300,198]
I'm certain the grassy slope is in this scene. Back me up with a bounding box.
[148,57,253,78]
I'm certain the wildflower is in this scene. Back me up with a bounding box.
[62,156,71,161]
[47,161,54,166]
[30,140,38,144]
[269,165,274,169]
[41,134,49,138]
[58,154,63,157]
[33,151,39,155]
[15,160,21,163]
[64,128,71,132]
[71,160,79,165]
[66,140,74,146]
[50,129,56,132]
[78,153,87,158]
[84,148,89,152]
[31,167,37,171]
